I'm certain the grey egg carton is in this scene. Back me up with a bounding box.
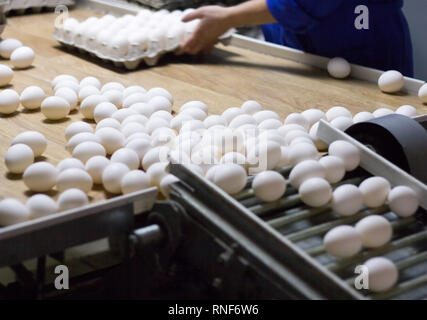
[4,0,75,14]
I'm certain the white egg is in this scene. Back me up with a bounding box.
[170,114,192,131]
[378,70,404,93]
[123,93,149,108]
[299,177,332,207]
[54,80,80,94]
[241,100,262,115]
[80,76,101,89]
[129,102,153,117]
[284,130,312,146]
[180,107,207,122]
[121,122,147,138]
[151,110,173,123]
[126,132,151,144]
[66,132,100,153]
[102,162,130,194]
[111,148,140,170]
[146,87,173,103]
[80,95,108,120]
[288,142,319,166]
[220,152,247,167]
[10,46,35,69]
[57,188,89,212]
[318,155,345,183]
[395,105,417,117]
[205,165,219,182]
[258,118,282,130]
[327,57,351,79]
[222,107,244,124]
[0,89,20,114]
[78,86,100,102]
[20,86,46,110]
[328,140,360,171]
[101,82,125,94]
[323,225,362,258]
[141,146,170,170]
[0,198,29,226]
[330,116,353,131]
[96,118,122,131]
[228,114,256,129]
[5,144,34,174]
[276,146,290,168]
[72,141,106,163]
[26,194,57,219]
[308,122,328,151]
[247,140,281,174]
[57,158,85,172]
[121,170,151,194]
[180,101,208,113]
[149,96,172,113]
[151,127,176,146]
[94,102,118,123]
[213,163,247,195]
[41,96,70,120]
[359,176,391,208]
[180,119,205,133]
[103,89,123,108]
[289,159,326,188]
[56,168,93,193]
[331,184,363,216]
[85,156,110,184]
[373,107,394,118]
[159,174,180,197]
[12,131,47,157]
[301,109,326,127]
[258,130,285,146]
[147,162,169,187]
[326,106,352,121]
[418,83,427,103]
[388,185,419,217]
[122,114,149,127]
[55,87,78,110]
[353,111,374,123]
[51,74,78,88]
[0,38,23,59]
[284,113,309,130]
[95,127,125,154]
[123,85,147,99]
[252,170,286,202]
[278,124,307,137]
[0,64,13,87]
[112,108,138,123]
[65,121,94,141]
[23,162,58,192]
[363,257,398,292]
[355,215,392,248]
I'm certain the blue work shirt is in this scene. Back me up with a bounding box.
[262,0,413,76]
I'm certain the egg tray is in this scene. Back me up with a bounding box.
[53,23,234,69]
[167,121,427,300]
[3,0,75,14]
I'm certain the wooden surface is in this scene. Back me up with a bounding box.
[0,8,426,204]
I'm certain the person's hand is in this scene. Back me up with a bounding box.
[177,6,233,55]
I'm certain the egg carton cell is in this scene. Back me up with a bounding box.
[4,0,75,15]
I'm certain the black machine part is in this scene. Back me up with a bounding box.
[345,114,427,183]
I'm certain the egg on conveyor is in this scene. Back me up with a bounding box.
[241,100,262,115]
[26,194,57,219]
[355,215,392,248]
[72,141,106,163]
[299,177,332,207]
[388,185,419,217]
[65,121,94,141]
[378,70,404,93]
[146,87,173,104]
[54,80,80,94]
[80,76,101,89]
[288,142,319,166]
[331,184,363,216]
[252,170,286,202]
[66,132,100,153]
[85,155,110,184]
[363,257,398,292]
[103,89,123,108]
[247,141,281,173]
[142,146,170,170]
[101,82,125,94]
[0,89,20,114]
[327,57,351,79]
[123,85,147,99]
[57,158,85,172]
[419,83,427,103]
[328,140,360,171]
[395,105,417,118]
[330,116,353,131]
[325,106,352,122]
[23,162,58,192]
[112,108,138,123]
[358,176,391,208]
[80,95,109,119]
[51,74,79,88]
[159,174,180,197]
[308,122,328,151]
[373,107,394,118]
[289,159,326,189]
[301,109,326,128]
[0,38,23,59]
[102,162,130,194]
[149,96,173,113]
[12,131,47,157]
[110,148,140,170]
[212,163,247,195]
[55,87,78,110]
[353,111,374,123]
[96,118,122,131]
[41,96,70,120]
[121,170,151,194]
[323,225,362,258]
[0,64,13,87]
[5,143,34,174]
[147,162,169,187]
[57,188,89,212]
[0,198,29,226]
[10,46,35,69]
[56,168,93,193]
[20,86,46,110]
[95,127,125,155]
[79,86,100,102]
[284,113,309,130]
[94,102,118,123]
[318,155,345,184]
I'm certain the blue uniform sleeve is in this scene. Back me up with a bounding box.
[266,0,346,33]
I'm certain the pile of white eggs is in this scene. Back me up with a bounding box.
[0,38,35,70]
[327,57,427,104]
[55,9,202,64]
